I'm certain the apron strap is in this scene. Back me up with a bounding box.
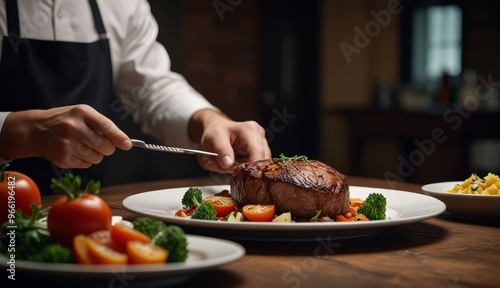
[5,1,106,40]
[88,0,108,40]
[5,0,20,36]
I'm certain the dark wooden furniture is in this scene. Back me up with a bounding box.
[332,108,500,183]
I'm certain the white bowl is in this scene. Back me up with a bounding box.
[422,181,500,219]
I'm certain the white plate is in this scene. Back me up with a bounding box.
[422,181,500,219]
[0,235,244,286]
[122,185,446,241]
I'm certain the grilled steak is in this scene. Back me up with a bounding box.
[230,158,349,218]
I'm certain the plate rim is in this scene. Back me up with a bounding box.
[122,184,446,235]
[0,234,245,278]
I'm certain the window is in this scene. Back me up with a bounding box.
[411,5,462,85]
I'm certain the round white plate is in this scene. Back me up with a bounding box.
[0,235,244,286]
[422,181,500,219]
[122,185,446,241]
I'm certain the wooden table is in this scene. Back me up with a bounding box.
[18,176,500,287]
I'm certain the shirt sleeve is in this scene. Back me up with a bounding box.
[0,111,12,164]
[112,0,218,149]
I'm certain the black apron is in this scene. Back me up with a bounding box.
[0,0,115,194]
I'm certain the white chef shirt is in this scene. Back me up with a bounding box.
[0,0,217,163]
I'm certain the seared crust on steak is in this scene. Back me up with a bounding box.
[230,159,349,218]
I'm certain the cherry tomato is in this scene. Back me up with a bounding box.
[127,241,169,264]
[203,196,237,217]
[242,204,275,222]
[110,222,151,251]
[86,236,128,265]
[0,166,41,223]
[47,194,112,247]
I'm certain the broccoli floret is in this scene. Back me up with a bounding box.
[132,217,188,263]
[28,244,73,263]
[191,202,217,220]
[181,187,203,208]
[132,217,168,236]
[357,193,387,220]
[151,225,188,263]
[180,187,216,220]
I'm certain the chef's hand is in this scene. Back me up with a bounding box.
[0,105,132,168]
[188,109,272,173]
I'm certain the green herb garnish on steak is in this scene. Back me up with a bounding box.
[272,153,308,164]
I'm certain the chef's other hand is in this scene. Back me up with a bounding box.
[0,104,132,168]
[189,109,272,173]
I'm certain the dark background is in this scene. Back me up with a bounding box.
[102,0,500,187]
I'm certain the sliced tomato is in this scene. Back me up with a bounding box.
[86,237,128,265]
[203,196,237,217]
[88,230,124,253]
[242,204,275,222]
[110,223,151,251]
[73,234,93,264]
[127,241,169,264]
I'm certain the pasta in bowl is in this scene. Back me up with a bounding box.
[447,173,500,195]
[422,173,500,219]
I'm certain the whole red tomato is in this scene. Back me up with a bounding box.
[0,164,41,224]
[47,173,112,247]
[47,194,112,247]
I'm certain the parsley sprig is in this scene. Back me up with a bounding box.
[273,153,308,164]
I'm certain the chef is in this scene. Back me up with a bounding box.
[0,0,271,193]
